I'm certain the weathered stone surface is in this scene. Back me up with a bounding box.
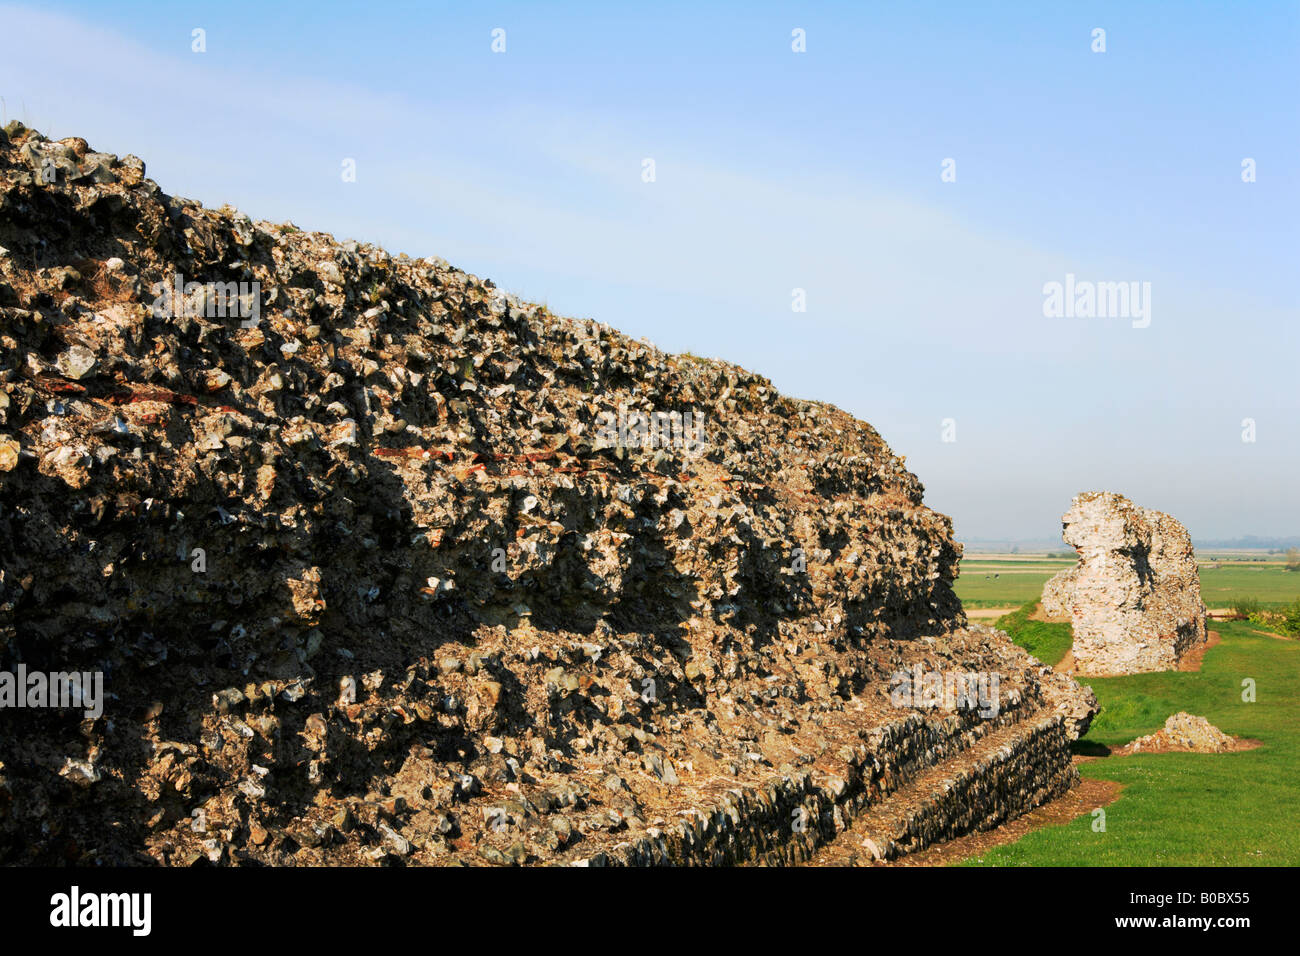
[1040,569,1072,620]
[0,128,1097,865]
[1042,492,1207,675]
[1121,712,1240,755]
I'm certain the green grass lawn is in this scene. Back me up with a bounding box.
[964,614,1299,865]
[988,603,1072,666]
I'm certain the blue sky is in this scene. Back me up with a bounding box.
[2,1,1296,541]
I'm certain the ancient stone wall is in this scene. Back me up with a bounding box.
[1042,492,1207,675]
[1040,569,1073,619]
[0,125,1096,865]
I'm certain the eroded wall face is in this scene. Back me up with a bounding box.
[1043,492,1207,675]
[0,125,1097,866]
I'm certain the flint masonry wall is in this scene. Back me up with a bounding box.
[1043,492,1208,676]
[1040,570,1072,619]
[0,124,1096,865]
[579,712,1078,866]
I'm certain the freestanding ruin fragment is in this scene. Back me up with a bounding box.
[0,124,1098,866]
[1042,492,1208,676]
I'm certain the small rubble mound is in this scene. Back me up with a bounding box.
[1042,492,1208,676]
[0,124,1097,866]
[1117,713,1248,756]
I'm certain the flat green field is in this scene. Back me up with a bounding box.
[954,556,1075,608]
[1196,563,1300,606]
[956,553,1300,609]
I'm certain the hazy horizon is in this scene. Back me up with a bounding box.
[3,0,1296,541]
[959,534,1300,550]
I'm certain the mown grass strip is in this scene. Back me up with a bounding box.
[965,619,1298,865]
